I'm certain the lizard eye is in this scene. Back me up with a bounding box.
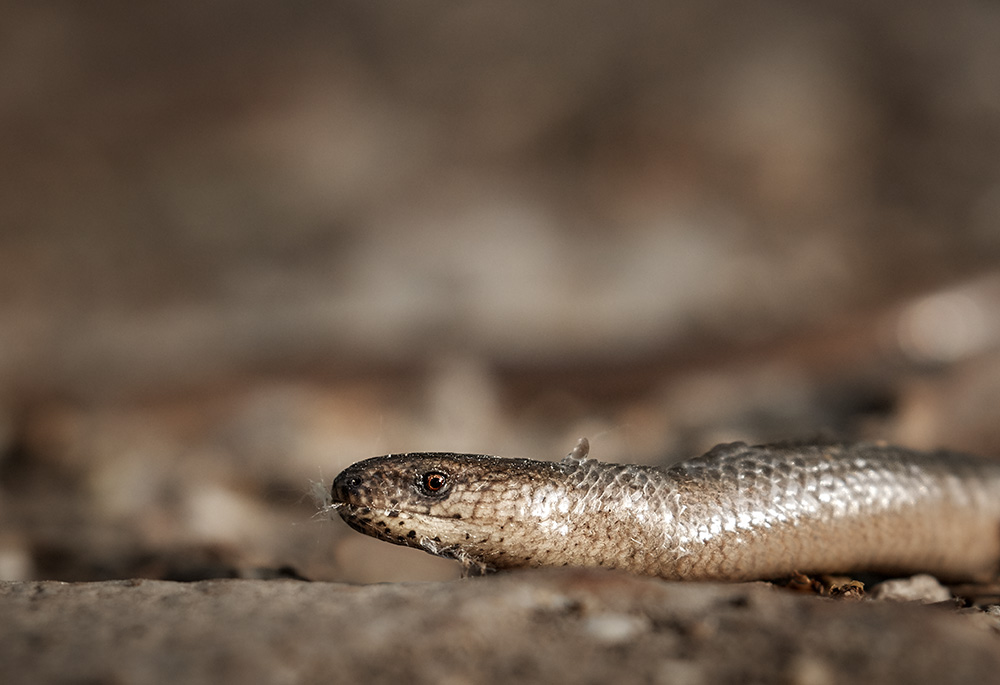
[420,471,449,495]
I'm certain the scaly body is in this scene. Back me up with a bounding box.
[329,439,1000,581]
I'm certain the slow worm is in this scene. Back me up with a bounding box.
[329,439,1000,581]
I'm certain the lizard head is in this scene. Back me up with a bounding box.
[330,452,569,571]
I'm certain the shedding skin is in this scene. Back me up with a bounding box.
[329,439,1000,581]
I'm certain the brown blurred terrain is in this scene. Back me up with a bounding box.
[2,1,1000,681]
[5,570,1000,685]
[4,0,1000,583]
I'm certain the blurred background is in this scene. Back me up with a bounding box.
[2,0,1000,584]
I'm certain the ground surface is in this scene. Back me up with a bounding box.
[3,569,1000,685]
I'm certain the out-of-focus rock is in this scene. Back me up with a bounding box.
[870,574,954,603]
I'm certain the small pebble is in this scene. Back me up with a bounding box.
[869,574,952,603]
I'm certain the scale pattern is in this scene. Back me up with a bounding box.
[330,441,1000,581]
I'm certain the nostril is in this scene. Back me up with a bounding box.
[332,474,364,502]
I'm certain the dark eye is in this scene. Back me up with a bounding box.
[421,471,448,495]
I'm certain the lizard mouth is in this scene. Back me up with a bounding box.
[335,503,408,526]
[334,505,430,548]
[333,503,369,520]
